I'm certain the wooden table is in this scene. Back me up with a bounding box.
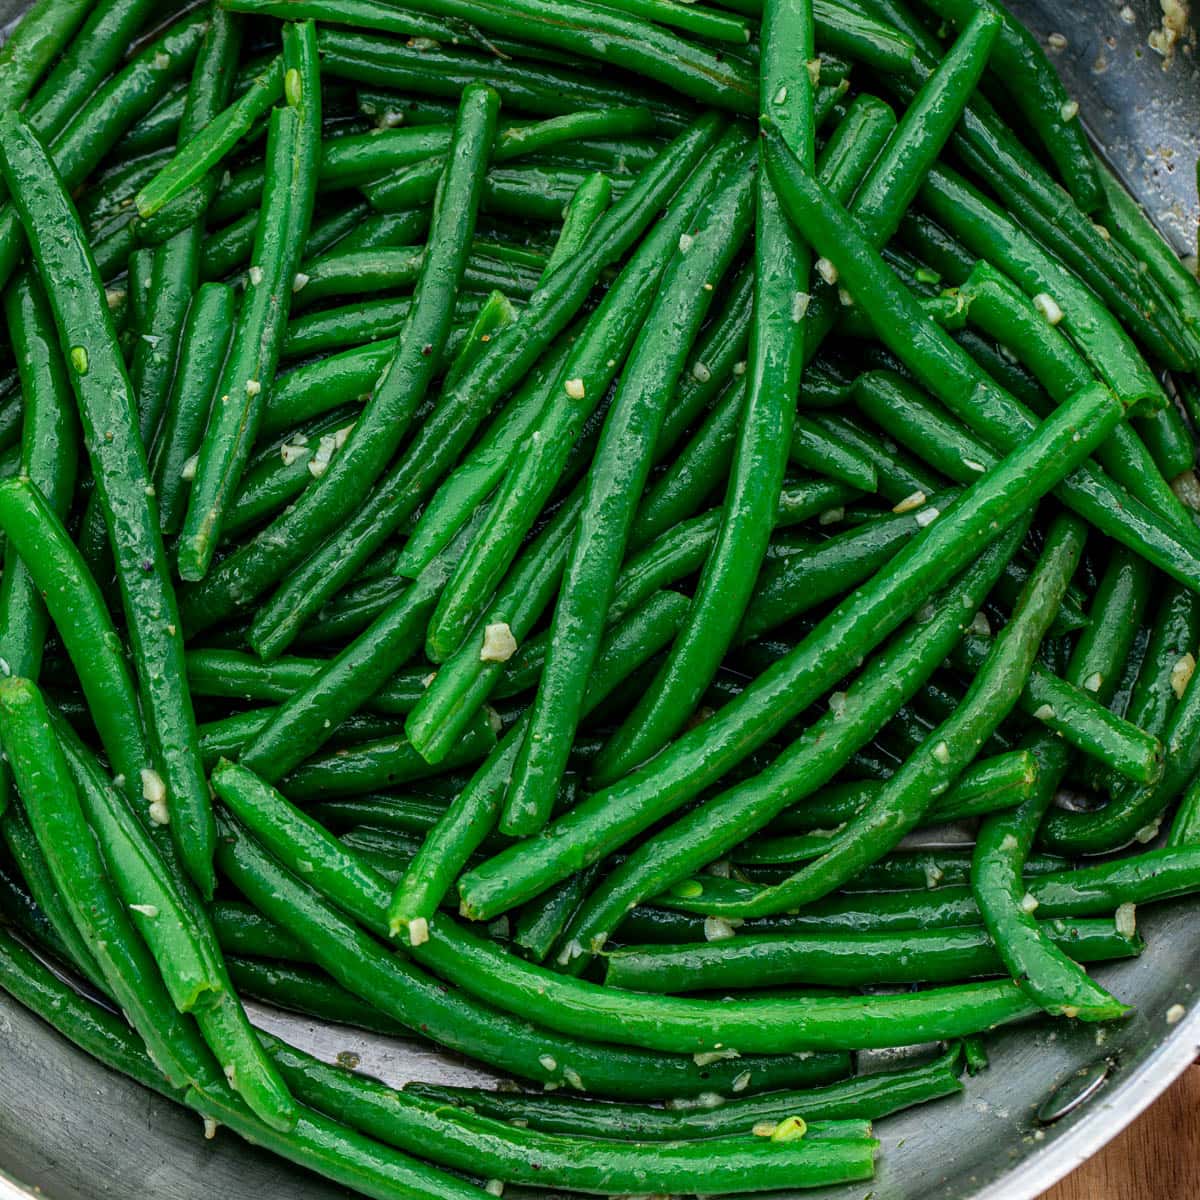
[1040,1066,1200,1200]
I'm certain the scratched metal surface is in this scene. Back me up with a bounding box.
[0,2,1198,1198]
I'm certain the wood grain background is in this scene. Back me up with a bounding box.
[1040,1066,1200,1200]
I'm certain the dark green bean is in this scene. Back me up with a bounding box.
[0,109,215,892]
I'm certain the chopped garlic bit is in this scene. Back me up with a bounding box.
[480,622,518,662]
[963,458,986,472]
[805,57,822,85]
[180,453,199,480]
[141,767,166,805]
[292,272,311,293]
[752,1121,779,1138]
[1082,672,1104,693]
[1166,1002,1187,1025]
[924,864,944,889]
[1171,652,1196,698]
[704,916,737,942]
[827,690,848,717]
[1135,818,1162,844]
[969,611,991,636]
[1148,0,1190,65]
[771,1116,808,1143]
[837,286,854,307]
[245,378,262,397]
[247,265,264,286]
[129,904,159,919]
[563,1067,584,1090]
[1059,99,1080,122]
[1047,31,1069,49]
[732,360,747,377]
[691,361,712,383]
[678,232,694,253]
[485,706,503,734]
[915,506,940,528]
[815,257,838,286]
[792,291,811,322]
[203,1118,219,1140]
[773,84,788,105]
[731,1070,752,1093]
[1033,293,1065,325]
[407,917,429,947]
[1115,903,1137,937]
[818,506,844,526]
[538,1053,558,1072]
[1000,834,1019,852]
[693,1048,739,1066]
[932,741,951,764]
[485,1180,505,1197]
[1033,703,1056,721]
[564,377,586,400]
[1019,892,1040,914]
[893,490,927,514]
[1120,4,1137,21]
[280,441,308,467]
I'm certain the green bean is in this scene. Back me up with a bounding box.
[694,513,1089,919]
[919,165,1164,410]
[364,107,653,212]
[604,918,1139,993]
[957,261,1194,537]
[115,82,189,159]
[585,4,816,786]
[187,649,427,715]
[575,0,753,41]
[0,107,216,893]
[421,128,751,662]
[912,0,1102,210]
[292,246,540,310]
[149,283,237,535]
[212,901,314,963]
[24,0,158,142]
[390,591,694,934]
[198,708,411,768]
[1098,163,1200,343]
[0,678,217,1091]
[182,115,724,650]
[0,0,95,113]
[973,546,1146,1021]
[543,171,612,277]
[0,791,109,994]
[0,15,208,294]
[52,711,299,1129]
[765,132,1200,588]
[136,57,285,218]
[458,380,1119,923]
[736,503,947,643]
[953,633,1162,784]
[513,865,599,962]
[0,271,79,826]
[177,22,323,580]
[215,807,850,1099]
[757,757,1020,843]
[806,410,943,504]
[308,795,452,838]
[276,716,496,801]
[266,1035,877,1195]
[0,479,150,798]
[407,1047,961,1139]
[261,340,396,437]
[499,153,755,835]
[228,0,757,114]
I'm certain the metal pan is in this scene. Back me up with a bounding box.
[0,0,1197,1196]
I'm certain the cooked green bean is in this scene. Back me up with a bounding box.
[604,918,1139,993]
[0,0,95,114]
[136,57,284,218]
[407,1046,960,1138]
[0,109,215,892]
[178,21,322,580]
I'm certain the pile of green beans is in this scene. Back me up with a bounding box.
[0,0,1198,1196]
